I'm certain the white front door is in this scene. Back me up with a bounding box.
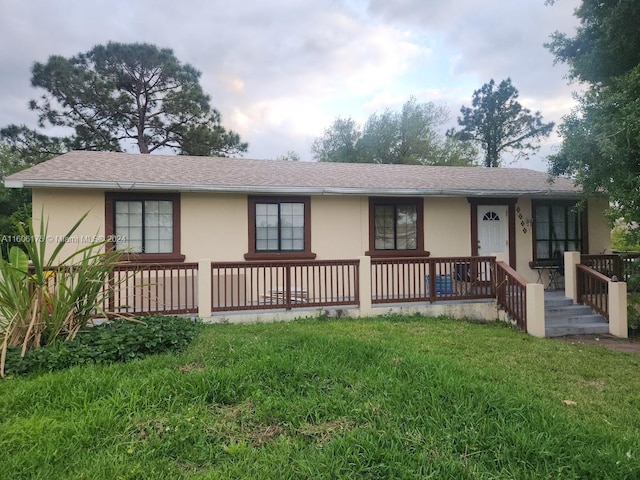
[477,205,509,263]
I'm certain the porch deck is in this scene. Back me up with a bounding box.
[85,253,629,337]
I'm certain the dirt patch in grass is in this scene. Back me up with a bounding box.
[555,334,640,355]
[177,363,205,373]
[297,417,361,445]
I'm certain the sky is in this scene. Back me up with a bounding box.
[0,0,583,171]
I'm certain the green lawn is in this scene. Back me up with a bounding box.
[1,315,639,479]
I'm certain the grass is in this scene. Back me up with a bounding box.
[1,314,639,479]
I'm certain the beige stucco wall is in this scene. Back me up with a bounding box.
[424,197,471,257]
[181,193,248,262]
[311,196,367,259]
[31,189,105,259]
[28,189,612,280]
[514,198,537,283]
[587,197,611,254]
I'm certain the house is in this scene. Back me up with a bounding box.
[5,151,622,336]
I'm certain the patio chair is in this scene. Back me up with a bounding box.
[454,263,472,295]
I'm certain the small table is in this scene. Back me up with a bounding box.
[533,266,560,290]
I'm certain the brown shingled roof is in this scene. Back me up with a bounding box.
[5,151,580,197]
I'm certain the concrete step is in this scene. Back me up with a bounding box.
[544,296,574,308]
[545,314,607,326]
[543,292,609,337]
[545,304,597,318]
[546,322,610,337]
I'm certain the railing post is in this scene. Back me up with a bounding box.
[358,256,373,317]
[608,280,628,338]
[564,251,581,303]
[428,258,436,303]
[285,264,292,310]
[526,283,545,337]
[198,259,212,319]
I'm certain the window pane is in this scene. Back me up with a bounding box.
[375,205,395,249]
[535,206,549,240]
[396,205,417,250]
[255,201,305,252]
[375,204,417,250]
[255,203,280,251]
[114,199,173,254]
[127,239,143,253]
[279,202,304,251]
[534,202,581,260]
[144,201,173,253]
[115,201,143,253]
[536,241,550,260]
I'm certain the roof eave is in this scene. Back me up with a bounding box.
[4,179,581,198]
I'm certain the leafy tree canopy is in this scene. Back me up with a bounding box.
[546,1,640,231]
[0,142,36,253]
[20,41,247,156]
[449,78,554,167]
[312,97,477,166]
[545,0,640,85]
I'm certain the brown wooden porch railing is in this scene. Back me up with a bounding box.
[495,261,527,331]
[210,259,359,312]
[106,262,198,315]
[576,264,610,320]
[582,253,640,282]
[370,256,496,304]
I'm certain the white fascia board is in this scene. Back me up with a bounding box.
[8,179,580,198]
[4,179,24,188]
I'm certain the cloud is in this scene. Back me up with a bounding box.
[0,0,583,169]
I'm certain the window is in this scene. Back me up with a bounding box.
[114,200,173,253]
[533,201,584,261]
[105,193,183,261]
[367,198,425,256]
[246,196,314,259]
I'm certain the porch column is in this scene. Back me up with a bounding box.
[526,283,545,337]
[564,251,581,303]
[358,256,373,317]
[609,280,628,338]
[198,259,212,319]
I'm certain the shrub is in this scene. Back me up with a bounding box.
[2,315,202,377]
[0,213,122,376]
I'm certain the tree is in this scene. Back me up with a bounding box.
[0,141,43,255]
[312,117,362,163]
[0,125,66,166]
[450,78,554,167]
[312,97,477,166]
[545,0,640,85]
[0,126,68,250]
[22,41,247,156]
[275,150,301,162]
[546,1,640,230]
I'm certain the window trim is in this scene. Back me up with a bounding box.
[366,197,428,258]
[530,199,588,266]
[105,192,184,262]
[245,196,316,260]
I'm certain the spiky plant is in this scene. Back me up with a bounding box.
[0,213,122,377]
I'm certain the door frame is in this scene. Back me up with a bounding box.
[468,198,516,269]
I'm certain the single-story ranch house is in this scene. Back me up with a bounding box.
[5,151,627,337]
